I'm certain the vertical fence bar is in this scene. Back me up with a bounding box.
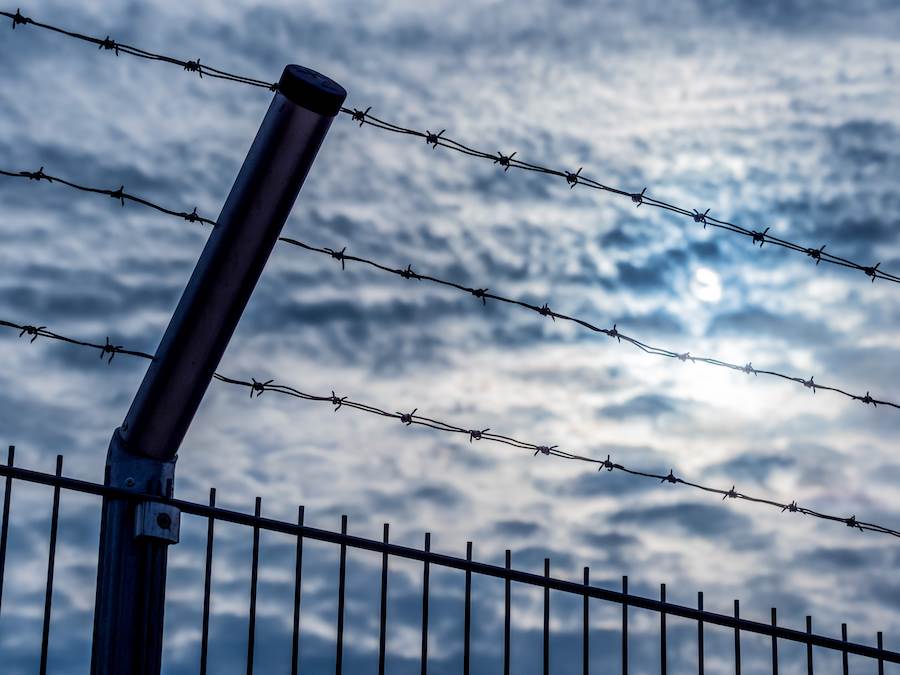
[291,506,305,675]
[877,632,884,675]
[421,533,431,675]
[0,446,13,618]
[544,558,550,675]
[199,488,217,675]
[806,616,813,675]
[698,592,704,675]
[583,567,590,675]
[504,550,511,675]
[39,455,63,675]
[734,600,741,675]
[841,624,848,675]
[660,584,667,675]
[770,608,778,675]
[464,542,472,675]
[378,524,389,675]
[336,515,347,675]
[246,497,261,675]
[622,576,628,675]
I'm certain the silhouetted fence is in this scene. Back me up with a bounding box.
[0,446,896,674]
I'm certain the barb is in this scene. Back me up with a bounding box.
[278,238,900,413]
[0,167,215,226]
[4,165,895,412]
[4,8,899,287]
[0,317,896,540]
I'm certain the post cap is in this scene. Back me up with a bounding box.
[278,65,346,117]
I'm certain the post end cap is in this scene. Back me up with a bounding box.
[278,65,346,116]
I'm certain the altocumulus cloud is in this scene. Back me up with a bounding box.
[1,0,900,673]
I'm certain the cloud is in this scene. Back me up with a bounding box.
[794,545,885,572]
[706,305,838,345]
[2,0,900,672]
[694,0,900,32]
[491,519,542,538]
[708,452,796,484]
[613,502,755,538]
[597,393,682,420]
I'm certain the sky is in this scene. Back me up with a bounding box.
[1,0,900,673]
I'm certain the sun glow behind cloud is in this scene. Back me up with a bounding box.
[692,266,723,303]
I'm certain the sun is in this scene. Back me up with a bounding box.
[691,267,723,303]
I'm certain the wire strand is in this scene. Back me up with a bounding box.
[0,167,215,226]
[0,319,154,362]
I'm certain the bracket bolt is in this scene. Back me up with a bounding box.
[156,513,172,530]
[125,477,135,487]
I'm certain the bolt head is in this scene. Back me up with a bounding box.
[156,513,172,530]
[125,477,135,487]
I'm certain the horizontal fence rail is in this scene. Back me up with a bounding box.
[0,447,896,673]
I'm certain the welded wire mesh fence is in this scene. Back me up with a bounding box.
[0,447,896,674]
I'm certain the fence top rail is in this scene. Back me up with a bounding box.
[1,456,896,663]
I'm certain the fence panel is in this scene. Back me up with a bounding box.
[0,450,897,674]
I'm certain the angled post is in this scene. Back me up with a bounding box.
[90,65,346,675]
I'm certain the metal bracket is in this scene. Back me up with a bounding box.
[134,502,180,544]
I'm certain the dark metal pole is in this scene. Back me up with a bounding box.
[90,65,346,675]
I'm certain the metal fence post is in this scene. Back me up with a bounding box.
[90,64,346,675]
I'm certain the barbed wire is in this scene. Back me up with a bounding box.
[1,317,893,538]
[279,238,900,412]
[3,165,896,413]
[0,9,274,90]
[4,8,899,288]
[3,8,899,539]
[0,319,154,362]
[332,120,899,287]
[0,167,215,226]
